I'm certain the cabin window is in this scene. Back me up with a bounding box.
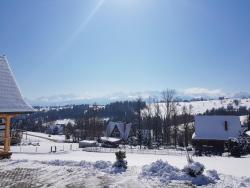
[111,125,121,138]
[0,118,4,125]
[224,121,228,131]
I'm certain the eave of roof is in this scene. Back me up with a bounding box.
[0,55,34,114]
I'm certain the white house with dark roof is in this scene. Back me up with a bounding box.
[45,119,75,135]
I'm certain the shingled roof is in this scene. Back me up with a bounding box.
[0,55,34,114]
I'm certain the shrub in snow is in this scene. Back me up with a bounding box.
[183,161,205,177]
[113,151,127,170]
[183,150,204,177]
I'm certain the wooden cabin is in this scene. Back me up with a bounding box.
[0,55,34,159]
[192,115,242,155]
[106,121,132,141]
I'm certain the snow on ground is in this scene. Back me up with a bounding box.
[2,132,250,187]
[26,131,67,142]
[1,155,250,187]
[147,98,250,115]
[10,151,250,177]
[10,132,250,177]
[11,133,78,153]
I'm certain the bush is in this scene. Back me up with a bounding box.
[184,151,205,177]
[183,162,205,177]
[113,151,128,169]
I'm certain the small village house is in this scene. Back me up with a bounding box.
[98,121,133,147]
[192,115,243,154]
[105,121,132,141]
[45,119,75,135]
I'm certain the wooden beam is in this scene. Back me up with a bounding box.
[0,114,18,154]
[4,115,11,152]
[0,114,18,119]
[0,114,20,159]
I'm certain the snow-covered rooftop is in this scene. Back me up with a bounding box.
[0,55,34,114]
[193,116,242,141]
[106,121,132,140]
[100,136,121,143]
[55,119,75,126]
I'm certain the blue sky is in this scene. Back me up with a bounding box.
[0,0,250,101]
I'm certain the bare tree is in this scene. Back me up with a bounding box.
[143,97,154,134]
[161,89,176,145]
[182,104,193,147]
[248,113,250,131]
[153,97,163,144]
[136,97,143,149]
[171,105,178,148]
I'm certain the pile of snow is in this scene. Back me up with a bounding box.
[141,160,219,186]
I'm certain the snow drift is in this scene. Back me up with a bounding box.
[141,160,219,186]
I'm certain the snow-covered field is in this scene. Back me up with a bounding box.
[11,133,78,153]
[26,131,68,142]
[1,152,250,187]
[147,98,250,115]
[0,132,249,187]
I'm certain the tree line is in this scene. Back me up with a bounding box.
[13,90,250,148]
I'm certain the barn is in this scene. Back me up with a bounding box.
[192,115,243,154]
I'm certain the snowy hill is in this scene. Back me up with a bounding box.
[147,98,250,115]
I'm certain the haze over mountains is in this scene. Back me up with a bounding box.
[27,88,250,106]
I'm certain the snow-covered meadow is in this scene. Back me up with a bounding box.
[0,133,249,187]
[146,98,250,115]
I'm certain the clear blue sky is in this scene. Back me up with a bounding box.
[0,0,250,100]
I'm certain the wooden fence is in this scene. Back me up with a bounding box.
[82,147,193,156]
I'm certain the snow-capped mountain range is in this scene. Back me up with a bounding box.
[28,88,250,106]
